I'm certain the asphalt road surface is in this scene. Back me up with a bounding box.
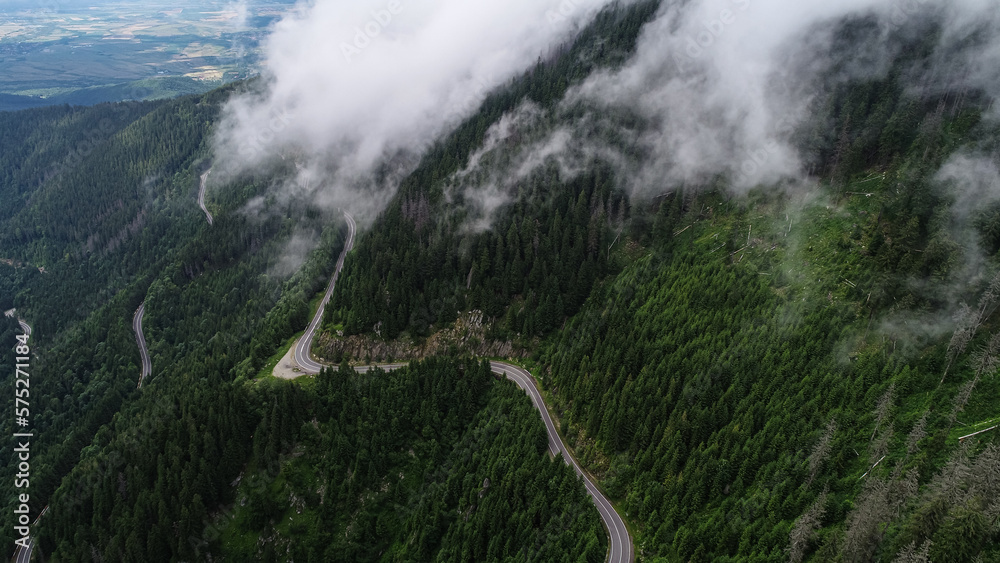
[5,308,31,336]
[6,216,631,563]
[287,209,633,562]
[134,302,151,388]
[12,538,32,563]
[11,505,47,562]
[491,361,633,563]
[198,170,213,225]
[293,210,356,374]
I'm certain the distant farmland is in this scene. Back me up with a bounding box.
[0,0,295,103]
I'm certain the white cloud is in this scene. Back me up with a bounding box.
[213,0,1000,228]
[224,0,250,30]
[213,0,616,219]
[552,0,1000,195]
[937,152,1000,227]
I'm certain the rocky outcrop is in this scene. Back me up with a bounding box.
[313,310,527,364]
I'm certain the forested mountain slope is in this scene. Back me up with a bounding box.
[325,1,661,342]
[318,6,1000,563]
[0,88,359,554]
[215,358,605,562]
[0,4,661,559]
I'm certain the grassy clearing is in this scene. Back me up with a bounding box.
[951,416,1000,442]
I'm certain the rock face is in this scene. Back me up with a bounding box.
[314,310,527,364]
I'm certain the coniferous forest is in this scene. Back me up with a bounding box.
[1,1,1000,562]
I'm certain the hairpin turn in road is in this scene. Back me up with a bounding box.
[285,210,634,563]
[134,302,151,388]
[198,169,214,226]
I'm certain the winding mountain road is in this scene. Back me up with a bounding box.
[284,210,633,563]
[292,210,356,374]
[134,302,151,388]
[492,361,632,563]
[10,503,47,562]
[12,538,32,563]
[4,308,30,337]
[198,170,214,225]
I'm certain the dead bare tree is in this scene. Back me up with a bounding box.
[842,407,930,563]
[950,332,1000,426]
[941,273,1000,385]
[892,540,932,563]
[867,444,1000,562]
[921,444,1000,522]
[869,423,894,465]
[808,418,837,485]
[950,381,977,427]
[976,272,1000,325]
[891,411,930,482]
[868,384,896,463]
[941,304,977,384]
[906,413,928,458]
[842,470,918,562]
[788,490,828,563]
[872,383,896,439]
[927,441,975,506]
[970,332,1000,378]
